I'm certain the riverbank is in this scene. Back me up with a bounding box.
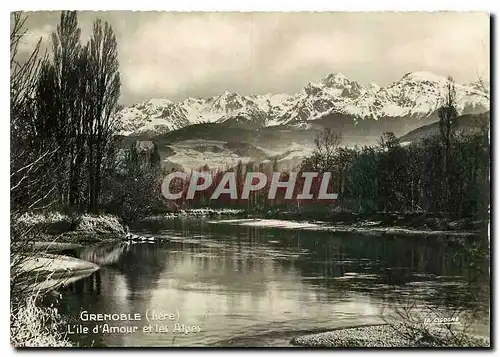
[18,253,100,291]
[140,208,246,221]
[290,323,490,347]
[11,249,100,347]
[13,212,127,244]
[11,211,123,347]
[207,218,480,238]
[137,208,487,238]
[265,210,487,233]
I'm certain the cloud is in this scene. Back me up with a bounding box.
[270,32,373,77]
[120,13,256,100]
[16,11,491,104]
[387,13,490,81]
[16,24,53,54]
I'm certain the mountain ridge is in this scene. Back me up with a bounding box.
[116,71,489,137]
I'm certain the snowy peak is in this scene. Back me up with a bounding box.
[400,71,449,84]
[367,82,381,93]
[132,98,173,113]
[209,91,254,113]
[304,82,324,96]
[317,72,364,98]
[377,71,489,118]
[320,72,350,87]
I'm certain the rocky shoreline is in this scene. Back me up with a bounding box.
[290,323,490,348]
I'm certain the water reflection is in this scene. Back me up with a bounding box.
[60,218,489,347]
[77,242,131,266]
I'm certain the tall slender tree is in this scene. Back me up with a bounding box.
[438,76,458,211]
[85,18,121,213]
[51,11,82,205]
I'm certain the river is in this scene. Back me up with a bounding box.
[57,218,490,347]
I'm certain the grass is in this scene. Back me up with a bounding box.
[10,294,72,347]
[73,214,125,235]
[12,211,126,244]
[10,215,80,348]
[381,282,490,347]
[11,252,73,347]
[10,209,128,347]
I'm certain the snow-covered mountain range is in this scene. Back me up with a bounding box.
[116,71,489,137]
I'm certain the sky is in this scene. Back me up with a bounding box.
[17,11,490,106]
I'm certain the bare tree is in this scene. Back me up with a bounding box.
[10,12,59,211]
[10,13,64,340]
[313,128,342,171]
[476,76,490,101]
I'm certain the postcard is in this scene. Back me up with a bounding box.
[10,10,490,348]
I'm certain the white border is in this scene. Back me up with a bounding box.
[1,1,496,356]
[2,0,499,11]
